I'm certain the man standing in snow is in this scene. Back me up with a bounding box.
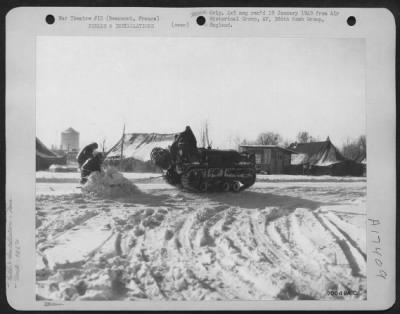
[177,126,198,162]
[77,142,98,169]
[80,152,104,184]
[181,126,197,149]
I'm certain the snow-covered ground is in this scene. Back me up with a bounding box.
[36,170,366,301]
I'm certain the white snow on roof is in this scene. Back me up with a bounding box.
[291,153,308,165]
[314,160,341,166]
[107,133,176,162]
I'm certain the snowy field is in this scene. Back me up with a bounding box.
[36,170,366,301]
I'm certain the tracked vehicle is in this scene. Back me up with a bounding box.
[151,129,256,193]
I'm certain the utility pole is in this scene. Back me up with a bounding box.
[119,124,126,171]
[102,139,106,154]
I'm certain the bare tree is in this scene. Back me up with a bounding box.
[232,136,249,150]
[358,135,366,152]
[255,131,282,145]
[100,138,107,154]
[342,135,366,160]
[199,120,212,148]
[281,138,292,148]
[296,131,314,143]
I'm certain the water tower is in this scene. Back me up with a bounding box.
[60,127,80,152]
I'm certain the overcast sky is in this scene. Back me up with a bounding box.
[37,36,365,150]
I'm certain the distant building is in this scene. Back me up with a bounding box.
[60,127,80,152]
[288,137,364,176]
[239,145,295,174]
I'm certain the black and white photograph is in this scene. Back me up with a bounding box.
[3,5,396,311]
[34,35,368,301]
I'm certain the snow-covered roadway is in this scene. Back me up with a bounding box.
[36,171,366,301]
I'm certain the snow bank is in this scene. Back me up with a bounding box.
[49,165,78,173]
[257,174,366,183]
[36,171,161,183]
[82,167,139,198]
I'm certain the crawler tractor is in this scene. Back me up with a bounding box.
[151,133,256,192]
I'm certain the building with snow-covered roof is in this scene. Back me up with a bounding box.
[239,144,296,174]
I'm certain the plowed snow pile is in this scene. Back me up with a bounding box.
[82,167,139,198]
[36,174,367,301]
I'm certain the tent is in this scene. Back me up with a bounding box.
[106,133,177,161]
[36,138,66,170]
[288,138,364,176]
[105,133,177,171]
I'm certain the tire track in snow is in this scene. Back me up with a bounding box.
[251,211,322,298]
[323,212,366,261]
[251,209,364,299]
[313,212,365,278]
[214,236,274,299]
[171,208,229,299]
[285,210,343,296]
[214,209,298,299]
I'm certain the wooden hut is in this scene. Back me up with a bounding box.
[239,145,295,174]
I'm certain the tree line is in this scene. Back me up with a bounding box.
[239,131,365,160]
[250,131,319,146]
[197,121,366,161]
